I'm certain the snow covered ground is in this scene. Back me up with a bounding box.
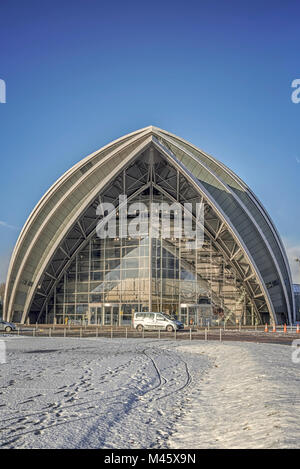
[0,337,299,449]
[169,342,300,449]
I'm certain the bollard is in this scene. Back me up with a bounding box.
[174,328,177,341]
[125,328,128,339]
[189,328,192,341]
[205,328,207,341]
[158,328,160,339]
[80,328,82,338]
[17,327,20,336]
[111,327,113,339]
[64,328,66,338]
[33,328,35,337]
[49,328,51,337]
[96,327,98,338]
[219,328,222,342]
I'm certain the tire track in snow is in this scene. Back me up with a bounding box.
[0,338,207,448]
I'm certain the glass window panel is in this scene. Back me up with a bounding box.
[78,261,89,272]
[123,258,138,269]
[91,250,101,259]
[91,271,103,281]
[65,305,75,315]
[90,294,103,303]
[77,294,89,302]
[105,270,120,281]
[106,259,120,270]
[76,304,88,315]
[56,294,64,304]
[77,282,88,293]
[78,272,89,282]
[66,292,76,303]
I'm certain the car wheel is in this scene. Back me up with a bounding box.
[136,324,144,333]
[166,325,174,332]
[5,326,12,332]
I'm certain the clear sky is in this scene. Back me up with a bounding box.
[0,0,300,283]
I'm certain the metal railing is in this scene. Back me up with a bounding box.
[1,324,298,344]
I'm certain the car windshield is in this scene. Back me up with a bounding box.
[162,313,177,321]
[160,313,173,320]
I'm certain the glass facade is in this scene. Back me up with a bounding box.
[46,191,257,327]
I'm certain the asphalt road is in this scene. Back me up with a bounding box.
[1,327,298,346]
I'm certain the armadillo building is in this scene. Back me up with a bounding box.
[4,127,295,326]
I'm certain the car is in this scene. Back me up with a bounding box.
[164,314,184,329]
[133,312,179,332]
[0,319,16,332]
[173,319,184,329]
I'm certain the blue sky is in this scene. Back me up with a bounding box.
[0,0,300,282]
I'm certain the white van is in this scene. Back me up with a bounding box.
[133,312,179,332]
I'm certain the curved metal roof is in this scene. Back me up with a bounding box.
[4,126,294,324]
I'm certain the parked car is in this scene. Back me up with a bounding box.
[133,312,179,332]
[165,314,184,329]
[0,319,16,332]
[173,319,184,329]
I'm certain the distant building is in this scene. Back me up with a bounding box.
[3,127,295,325]
[294,284,300,322]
